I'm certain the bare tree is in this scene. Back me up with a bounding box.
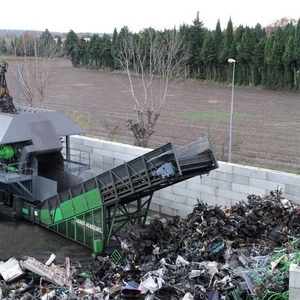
[113,27,190,147]
[1,30,61,107]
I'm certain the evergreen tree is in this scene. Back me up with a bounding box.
[294,19,300,89]
[64,30,79,66]
[75,37,88,66]
[214,20,224,81]
[37,29,58,57]
[270,27,286,88]
[253,39,265,85]
[236,26,259,85]
[185,12,206,78]
[87,34,102,68]
[0,38,7,55]
[101,34,114,69]
[201,31,216,80]
[283,33,295,89]
[264,34,275,88]
[219,18,234,81]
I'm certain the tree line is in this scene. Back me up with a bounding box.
[1,14,299,147]
[1,15,300,92]
[62,14,300,91]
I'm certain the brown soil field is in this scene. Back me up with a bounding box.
[6,59,300,174]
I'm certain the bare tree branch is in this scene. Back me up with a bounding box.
[1,30,60,107]
[114,28,190,147]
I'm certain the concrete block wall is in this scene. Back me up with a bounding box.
[289,264,300,300]
[70,135,300,218]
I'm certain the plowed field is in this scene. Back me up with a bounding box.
[6,59,300,174]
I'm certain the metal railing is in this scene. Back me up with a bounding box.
[62,147,91,173]
[0,161,33,183]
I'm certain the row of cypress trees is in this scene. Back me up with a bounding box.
[1,14,300,91]
[63,14,300,91]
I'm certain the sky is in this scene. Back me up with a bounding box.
[2,0,299,34]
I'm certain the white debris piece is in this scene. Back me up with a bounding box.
[20,256,74,286]
[0,257,25,282]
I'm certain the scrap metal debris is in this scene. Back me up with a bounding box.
[20,256,74,287]
[0,189,300,299]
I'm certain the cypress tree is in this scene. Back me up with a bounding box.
[64,30,79,67]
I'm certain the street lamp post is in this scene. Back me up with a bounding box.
[228,58,236,163]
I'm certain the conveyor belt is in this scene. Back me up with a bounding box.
[22,137,218,253]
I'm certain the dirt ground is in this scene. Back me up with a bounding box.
[6,59,300,174]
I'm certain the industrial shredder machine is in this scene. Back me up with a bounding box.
[0,60,219,255]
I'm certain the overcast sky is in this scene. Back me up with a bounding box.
[2,0,299,34]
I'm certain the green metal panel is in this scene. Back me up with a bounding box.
[37,188,104,250]
[73,194,88,214]
[53,207,63,223]
[39,188,102,226]
[22,207,29,215]
[93,240,103,253]
[60,201,74,219]
[40,209,52,225]
[85,189,102,209]
[47,207,104,250]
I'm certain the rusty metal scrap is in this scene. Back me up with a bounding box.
[0,189,299,299]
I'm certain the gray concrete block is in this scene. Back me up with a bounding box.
[200,176,231,190]
[113,158,124,167]
[71,135,84,145]
[232,183,265,196]
[90,153,104,164]
[186,196,201,207]
[268,171,300,187]
[102,163,114,172]
[249,177,285,192]
[125,145,149,156]
[289,264,300,288]
[113,151,136,162]
[90,159,104,170]
[103,156,114,166]
[149,202,160,213]
[70,143,93,154]
[216,187,248,202]
[102,141,126,152]
[233,164,267,180]
[202,193,233,207]
[159,189,177,202]
[172,185,190,197]
[285,185,300,200]
[289,288,300,300]
[216,172,249,186]
[82,137,104,149]
[283,194,300,205]
[93,148,112,158]
[172,201,191,214]
[172,181,187,189]
[183,189,200,201]
[218,162,233,174]
[289,264,300,300]
[187,181,216,195]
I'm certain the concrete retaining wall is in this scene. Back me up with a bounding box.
[70,135,300,218]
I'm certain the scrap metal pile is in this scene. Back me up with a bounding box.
[1,189,300,299]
